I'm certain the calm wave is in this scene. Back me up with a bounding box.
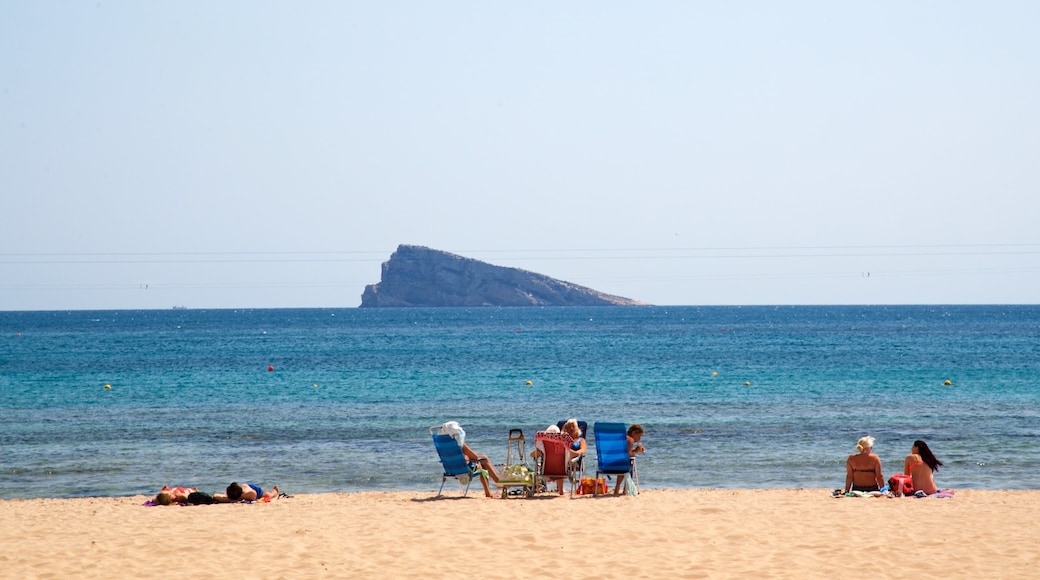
[1,305,1038,499]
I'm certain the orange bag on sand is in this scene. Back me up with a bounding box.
[577,477,609,495]
[889,474,914,496]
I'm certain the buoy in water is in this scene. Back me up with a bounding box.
[526,380,533,385]
[711,371,718,377]
[268,365,274,372]
[104,384,112,389]
[743,381,750,386]
[944,380,952,385]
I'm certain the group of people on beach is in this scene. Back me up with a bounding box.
[457,419,646,498]
[152,482,282,506]
[156,430,937,503]
[844,436,945,496]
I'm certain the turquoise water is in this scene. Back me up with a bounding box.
[1,305,1038,499]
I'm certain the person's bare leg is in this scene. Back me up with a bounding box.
[615,475,624,495]
[463,445,498,481]
[478,457,499,483]
[463,444,498,495]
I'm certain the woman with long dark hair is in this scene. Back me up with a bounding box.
[904,440,944,494]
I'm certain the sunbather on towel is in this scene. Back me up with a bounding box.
[214,482,280,502]
[614,424,645,495]
[153,485,198,505]
[904,439,944,495]
[845,436,885,492]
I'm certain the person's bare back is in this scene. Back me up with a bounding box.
[846,453,883,490]
[906,453,937,494]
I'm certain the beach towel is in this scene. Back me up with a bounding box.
[913,489,956,499]
[832,489,884,498]
[438,421,466,448]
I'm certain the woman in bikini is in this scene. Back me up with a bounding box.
[153,485,197,505]
[903,439,944,494]
[844,435,885,492]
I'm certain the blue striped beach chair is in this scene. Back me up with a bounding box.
[430,426,484,497]
[593,422,635,496]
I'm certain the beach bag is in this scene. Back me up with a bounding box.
[499,464,533,485]
[889,474,914,496]
[623,474,638,497]
[577,477,608,495]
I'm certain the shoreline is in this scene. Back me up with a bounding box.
[2,489,1037,578]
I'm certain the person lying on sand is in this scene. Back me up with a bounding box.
[213,482,281,502]
[153,486,198,505]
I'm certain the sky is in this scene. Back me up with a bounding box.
[2,1,1038,310]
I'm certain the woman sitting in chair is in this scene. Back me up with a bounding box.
[560,419,587,493]
[562,419,587,459]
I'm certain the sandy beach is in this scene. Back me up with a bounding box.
[1,488,1037,579]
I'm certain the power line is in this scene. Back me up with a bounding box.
[2,243,1040,265]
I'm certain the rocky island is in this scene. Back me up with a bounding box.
[360,245,647,307]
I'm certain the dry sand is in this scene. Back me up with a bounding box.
[1,488,1037,579]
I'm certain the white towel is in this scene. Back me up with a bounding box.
[439,421,466,448]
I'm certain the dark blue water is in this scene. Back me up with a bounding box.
[1,305,1038,499]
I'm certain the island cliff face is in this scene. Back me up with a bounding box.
[360,245,647,307]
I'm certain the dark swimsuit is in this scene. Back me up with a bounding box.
[851,466,879,492]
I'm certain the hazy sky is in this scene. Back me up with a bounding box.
[3,1,1038,310]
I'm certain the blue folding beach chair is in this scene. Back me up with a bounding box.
[430,427,484,497]
[593,422,634,496]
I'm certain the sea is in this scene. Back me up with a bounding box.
[1,305,1038,500]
